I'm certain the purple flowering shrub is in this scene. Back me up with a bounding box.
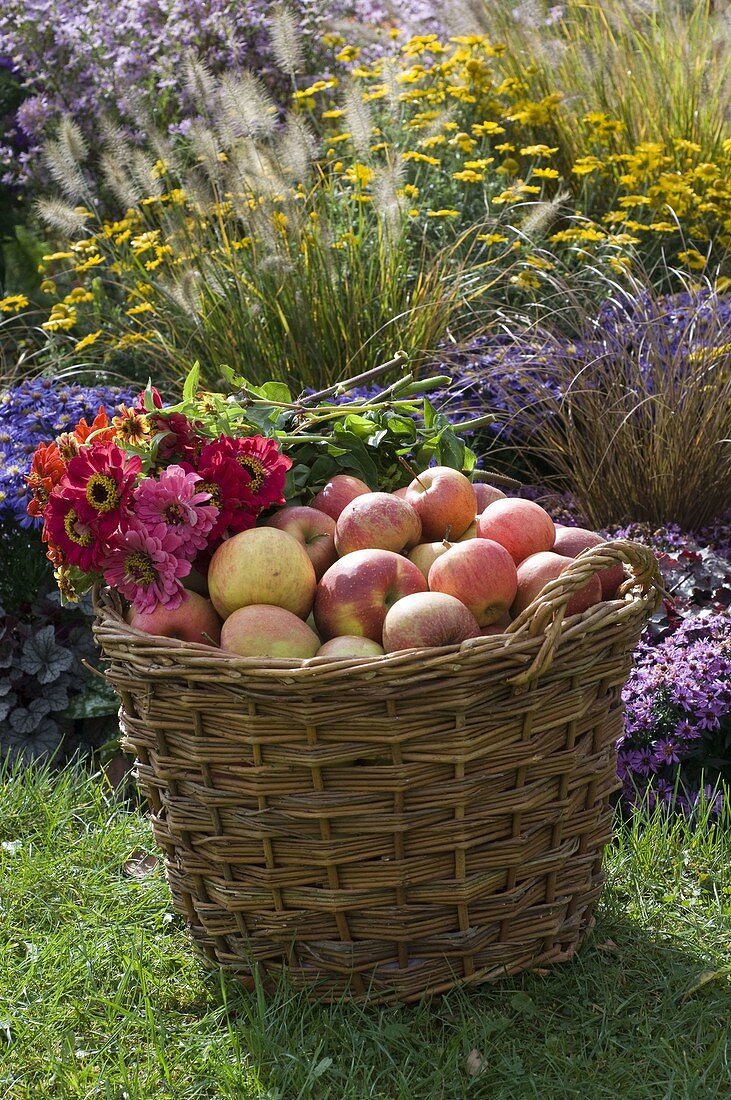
[510,501,731,814]
[619,615,731,816]
[0,0,437,193]
[436,286,731,530]
[439,288,731,451]
[0,376,135,526]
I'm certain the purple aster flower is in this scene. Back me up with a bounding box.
[653,740,681,766]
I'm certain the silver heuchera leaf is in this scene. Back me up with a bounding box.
[8,697,52,734]
[20,626,73,683]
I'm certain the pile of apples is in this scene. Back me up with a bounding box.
[128,468,624,659]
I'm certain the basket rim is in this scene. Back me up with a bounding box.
[93,538,663,683]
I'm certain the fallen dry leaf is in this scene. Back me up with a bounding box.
[466,1049,488,1077]
[596,939,619,952]
[679,968,731,1002]
[122,850,159,878]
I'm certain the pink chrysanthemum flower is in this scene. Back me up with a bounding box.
[131,465,218,559]
[102,521,191,613]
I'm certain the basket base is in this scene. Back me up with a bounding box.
[184,908,598,1005]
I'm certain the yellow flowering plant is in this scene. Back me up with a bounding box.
[32,31,730,387]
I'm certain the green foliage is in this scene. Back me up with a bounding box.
[171,358,480,492]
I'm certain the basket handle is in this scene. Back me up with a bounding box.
[503,538,664,688]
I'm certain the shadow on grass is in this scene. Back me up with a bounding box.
[203,891,731,1100]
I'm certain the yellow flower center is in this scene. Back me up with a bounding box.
[163,502,186,525]
[63,508,94,546]
[237,455,266,494]
[125,551,157,585]
[198,481,221,509]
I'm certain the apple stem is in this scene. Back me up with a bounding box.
[397,455,427,490]
[443,526,452,547]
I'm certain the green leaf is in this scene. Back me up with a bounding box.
[219,364,243,390]
[339,414,377,440]
[141,380,158,413]
[679,969,731,1002]
[62,675,119,719]
[423,396,436,430]
[182,361,200,403]
[258,381,292,404]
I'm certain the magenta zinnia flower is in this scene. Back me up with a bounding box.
[102,521,191,613]
[43,489,104,571]
[61,441,141,536]
[131,465,218,558]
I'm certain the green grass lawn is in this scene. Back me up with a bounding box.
[0,765,730,1100]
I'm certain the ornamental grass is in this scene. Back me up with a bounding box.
[440,274,731,532]
[462,0,731,162]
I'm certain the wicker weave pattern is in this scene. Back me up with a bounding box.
[94,540,661,1003]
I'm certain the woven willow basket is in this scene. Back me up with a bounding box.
[94,539,661,1004]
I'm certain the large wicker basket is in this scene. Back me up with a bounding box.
[94,539,661,1004]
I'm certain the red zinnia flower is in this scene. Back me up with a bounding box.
[185,439,263,542]
[25,441,66,519]
[134,385,164,413]
[43,489,105,571]
[208,435,291,511]
[61,441,141,536]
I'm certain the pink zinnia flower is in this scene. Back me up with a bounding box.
[131,465,218,558]
[61,441,141,535]
[102,521,191,613]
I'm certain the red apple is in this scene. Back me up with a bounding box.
[477,498,555,564]
[317,636,385,658]
[335,492,421,556]
[221,604,320,659]
[473,483,506,511]
[208,527,316,620]
[392,486,410,499]
[127,590,222,646]
[552,526,624,599]
[407,539,452,580]
[382,592,480,653]
[404,466,477,541]
[264,505,337,580]
[511,551,602,617]
[428,538,518,626]
[314,549,427,642]
[310,474,371,520]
